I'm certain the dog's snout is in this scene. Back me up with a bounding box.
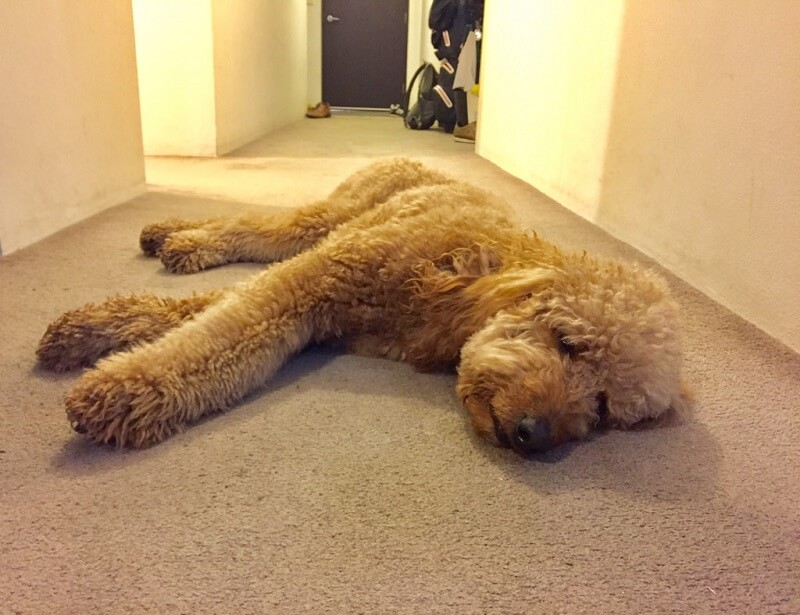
[514,416,554,454]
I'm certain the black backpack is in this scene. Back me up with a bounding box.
[403,63,437,130]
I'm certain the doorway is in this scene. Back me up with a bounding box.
[321,0,409,109]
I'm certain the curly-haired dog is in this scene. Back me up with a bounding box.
[37,158,689,456]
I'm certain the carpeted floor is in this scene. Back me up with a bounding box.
[1,115,798,614]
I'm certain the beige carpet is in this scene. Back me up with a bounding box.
[1,115,798,614]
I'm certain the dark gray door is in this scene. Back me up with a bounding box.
[322,0,408,109]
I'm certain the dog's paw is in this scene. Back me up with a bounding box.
[159,230,228,274]
[65,368,183,448]
[139,218,201,257]
[37,308,120,372]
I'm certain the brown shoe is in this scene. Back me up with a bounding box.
[305,102,331,119]
[453,121,476,143]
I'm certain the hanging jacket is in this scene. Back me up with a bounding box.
[429,0,484,63]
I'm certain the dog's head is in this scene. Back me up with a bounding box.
[454,253,689,457]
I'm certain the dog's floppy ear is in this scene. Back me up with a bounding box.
[432,243,503,279]
[404,245,559,371]
[464,266,559,319]
[406,243,503,301]
[409,242,557,309]
[404,244,503,370]
[409,243,559,315]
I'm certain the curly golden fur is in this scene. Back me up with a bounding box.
[37,158,689,456]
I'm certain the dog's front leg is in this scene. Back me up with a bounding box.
[63,252,337,448]
[37,290,225,372]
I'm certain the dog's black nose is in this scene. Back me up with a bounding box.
[514,416,554,454]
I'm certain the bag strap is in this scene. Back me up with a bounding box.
[402,63,431,118]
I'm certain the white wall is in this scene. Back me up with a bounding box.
[212,0,307,155]
[408,0,438,80]
[134,0,308,157]
[0,1,145,255]
[478,1,625,216]
[307,0,323,105]
[133,0,217,156]
[479,0,800,352]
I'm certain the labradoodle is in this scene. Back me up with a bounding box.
[37,158,689,456]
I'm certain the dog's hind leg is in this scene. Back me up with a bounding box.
[37,290,224,372]
[142,158,452,274]
[62,249,346,447]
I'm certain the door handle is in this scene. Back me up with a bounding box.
[326,14,340,23]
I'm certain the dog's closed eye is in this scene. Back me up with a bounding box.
[556,331,580,358]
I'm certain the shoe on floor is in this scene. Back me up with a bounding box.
[306,102,331,119]
[453,121,476,143]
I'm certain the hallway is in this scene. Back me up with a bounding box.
[1,116,798,613]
